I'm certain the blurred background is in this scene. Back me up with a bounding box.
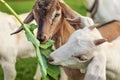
[0,0,86,15]
[0,0,86,80]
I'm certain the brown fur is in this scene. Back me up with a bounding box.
[52,18,75,47]
[98,21,120,42]
[16,33,21,45]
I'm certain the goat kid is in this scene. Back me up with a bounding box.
[0,12,39,80]
[49,25,120,80]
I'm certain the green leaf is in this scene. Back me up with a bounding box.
[24,24,39,46]
[27,24,38,32]
[47,64,60,80]
[41,48,54,58]
[42,76,49,80]
[40,40,60,80]
[40,40,55,49]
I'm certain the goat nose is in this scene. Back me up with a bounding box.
[48,57,54,62]
[37,34,47,43]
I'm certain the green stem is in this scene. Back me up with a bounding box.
[36,46,47,78]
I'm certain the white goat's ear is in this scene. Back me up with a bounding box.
[89,24,99,30]
[94,39,107,46]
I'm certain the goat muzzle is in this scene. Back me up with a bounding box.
[37,33,48,43]
[48,56,54,62]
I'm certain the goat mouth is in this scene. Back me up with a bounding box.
[37,34,49,43]
[40,39,48,43]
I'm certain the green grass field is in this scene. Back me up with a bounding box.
[0,0,86,80]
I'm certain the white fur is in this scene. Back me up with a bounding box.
[0,12,42,80]
[85,0,120,24]
[49,25,120,80]
[80,16,94,27]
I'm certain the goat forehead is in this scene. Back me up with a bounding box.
[68,29,88,40]
[36,0,56,8]
[33,0,60,32]
[37,0,51,7]
[68,29,100,47]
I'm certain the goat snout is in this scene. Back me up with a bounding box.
[48,56,54,62]
[37,34,48,43]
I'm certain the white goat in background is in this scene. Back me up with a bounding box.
[85,0,120,24]
[0,12,38,80]
[48,25,120,80]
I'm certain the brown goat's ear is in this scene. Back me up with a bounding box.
[66,18,84,29]
[66,17,81,25]
[89,24,99,30]
[94,39,107,46]
[59,1,79,18]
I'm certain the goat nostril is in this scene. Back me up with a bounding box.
[48,57,54,62]
[37,34,47,43]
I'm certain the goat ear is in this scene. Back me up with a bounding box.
[89,24,99,30]
[59,1,79,18]
[66,17,81,25]
[94,39,107,46]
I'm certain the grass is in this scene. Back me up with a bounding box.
[0,58,38,80]
[0,1,34,14]
[0,0,86,80]
[0,0,87,15]
[64,0,87,15]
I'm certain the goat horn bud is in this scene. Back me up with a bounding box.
[94,38,107,46]
[89,24,99,30]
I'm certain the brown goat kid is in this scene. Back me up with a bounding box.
[32,0,86,80]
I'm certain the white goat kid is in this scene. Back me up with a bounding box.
[49,25,120,80]
[0,12,38,80]
[85,0,120,24]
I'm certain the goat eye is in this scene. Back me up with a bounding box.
[55,13,60,18]
[74,55,88,61]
